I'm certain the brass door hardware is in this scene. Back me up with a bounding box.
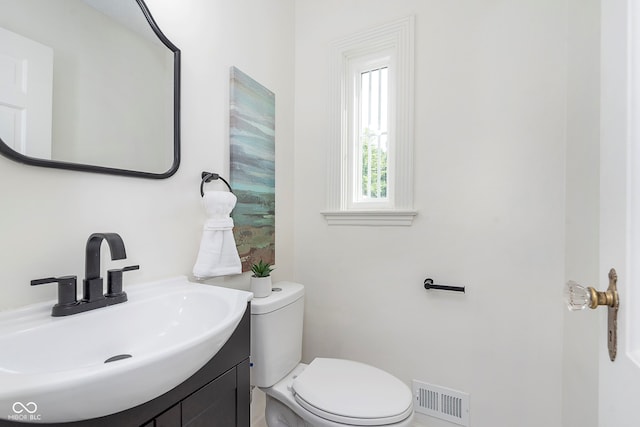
[565,268,619,361]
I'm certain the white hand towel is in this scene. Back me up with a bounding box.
[193,191,242,278]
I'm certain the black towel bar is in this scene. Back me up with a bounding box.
[423,278,465,293]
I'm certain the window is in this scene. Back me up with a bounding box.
[323,16,416,226]
[357,65,389,206]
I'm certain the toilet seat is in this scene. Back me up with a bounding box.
[291,358,413,426]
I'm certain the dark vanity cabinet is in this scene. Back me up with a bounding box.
[0,305,250,427]
[145,359,249,427]
[149,363,243,427]
[146,359,248,427]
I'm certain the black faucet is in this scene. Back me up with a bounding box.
[31,232,139,316]
[83,233,127,307]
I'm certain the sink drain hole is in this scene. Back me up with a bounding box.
[104,354,132,363]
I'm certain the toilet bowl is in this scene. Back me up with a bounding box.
[250,282,414,427]
[263,361,414,427]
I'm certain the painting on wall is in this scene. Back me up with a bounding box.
[229,66,275,272]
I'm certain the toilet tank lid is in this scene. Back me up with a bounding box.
[250,281,304,314]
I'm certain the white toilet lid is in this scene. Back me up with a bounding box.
[292,358,413,426]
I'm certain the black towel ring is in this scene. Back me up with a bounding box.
[200,171,233,197]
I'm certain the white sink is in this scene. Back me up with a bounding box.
[0,276,252,423]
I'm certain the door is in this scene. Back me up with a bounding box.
[599,0,640,425]
[0,26,53,159]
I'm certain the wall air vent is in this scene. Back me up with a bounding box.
[412,380,470,426]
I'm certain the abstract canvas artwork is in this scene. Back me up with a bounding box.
[229,67,275,272]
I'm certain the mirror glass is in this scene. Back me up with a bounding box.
[0,0,179,178]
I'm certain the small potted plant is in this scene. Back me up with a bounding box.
[250,259,274,298]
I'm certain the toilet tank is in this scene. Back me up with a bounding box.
[250,281,304,388]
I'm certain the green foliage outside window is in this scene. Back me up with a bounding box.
[361,129,388,199]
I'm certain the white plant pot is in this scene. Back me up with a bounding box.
[250,276,272,298]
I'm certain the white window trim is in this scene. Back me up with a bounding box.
[322,16,416,226]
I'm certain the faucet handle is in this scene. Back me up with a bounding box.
[106,265,139,303]
[31,276,70,286]
[31,275,79,316]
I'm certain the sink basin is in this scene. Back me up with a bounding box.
[0,276,252,423]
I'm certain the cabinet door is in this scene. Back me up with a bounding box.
[154,404,181,427]
[236,359,250,427]
[182,368,237,427]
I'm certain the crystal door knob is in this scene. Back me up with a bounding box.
[564,279,617,310]
[564,281,594,311]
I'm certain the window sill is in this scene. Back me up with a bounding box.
[321,210,418,226]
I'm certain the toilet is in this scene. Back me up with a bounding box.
[250,281,414,427]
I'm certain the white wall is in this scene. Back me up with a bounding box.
[0,0,295,310]
[294,1,568,426]
[562,0,601,426]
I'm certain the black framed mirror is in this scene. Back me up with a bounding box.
[0,0,180,178]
